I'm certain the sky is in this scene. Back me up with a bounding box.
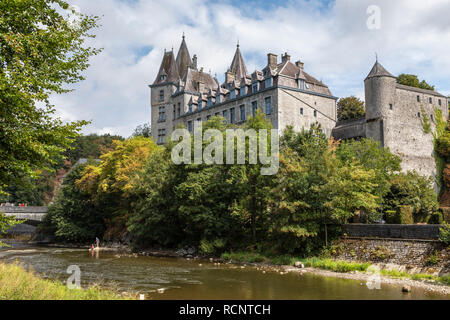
[52,0,450,138]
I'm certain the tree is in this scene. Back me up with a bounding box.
[397,74,435,91]
[384,171,439,223]
[337,96,365,121]
[133,123,152,138]
[0,1,101,193]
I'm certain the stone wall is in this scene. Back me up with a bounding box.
[343,224,441,240]
[332,238,449,276]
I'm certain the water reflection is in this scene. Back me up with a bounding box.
[0,241,448,300]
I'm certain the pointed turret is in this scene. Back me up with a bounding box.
[176,34,192,79]
[229,43,248,81]
[153,50,179,85]
[365,61,396,80]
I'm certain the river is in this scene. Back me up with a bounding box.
[0,241,447,300]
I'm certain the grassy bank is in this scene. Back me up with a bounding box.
[220,251,450,286]
[0,263,131,300]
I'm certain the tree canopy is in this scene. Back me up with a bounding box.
[337,96,365,121]
[397,74,435,91]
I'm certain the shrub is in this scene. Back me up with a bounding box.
[385,206,413,224]
[438,222,450,245]
[427,212,443,225]
[399,206,414,224]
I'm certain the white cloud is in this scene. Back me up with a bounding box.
[51,0,450,137]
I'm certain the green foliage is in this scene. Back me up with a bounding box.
[428,212,443,224]
[0,262,130,300]
[301,257,370,273]
[420,106,432,134]
[40,163,106,243]
[397,74,435,91]
[384,172,439,223]
[0,212,22,247]
[336,96,365,121]
[0,0,101,194]
[386,206,415,225]
[438,222,450,245]
[132,123,152,138]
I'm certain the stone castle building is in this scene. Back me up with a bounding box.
[333,61,448,179]
[150,35,448,178]
[150,35,338,145]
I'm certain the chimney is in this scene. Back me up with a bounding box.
[225,69,235,84]
[267,53,277,69]
[281,52,291,63]
[296,60,304,71]
[192,54,198,70]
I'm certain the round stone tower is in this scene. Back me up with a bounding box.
[364,61,397,147]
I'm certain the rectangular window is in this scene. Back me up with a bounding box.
[206,115,211,121]
[265,78,272,88]
[431,114,434,121]
[230,90,236,99]
[252,101,258,117]
[216,94,221,104]
[241,86,246,96]
[158,106,166,121]
[177,103,181,117]
[198,100,203,109]
[252,83,258,93]
[197,117,201,122]
[157,129,166,144]
[188,104,193,113]
[389,104,393,110]
[240,105,245,121]
[208,98,212,107]
[438,99,442,106]
[188,121,193,132]
[230,108,235,124]
[314,110,318,117]
[223,110,228,122]
[173,105,176,120]
[159,90,164,102]
[299,79,305,90]
[429,97,432,104]
[418,112,421,118]
[300,107,303,115]
[417,95,420,102]
[265,97,272,115]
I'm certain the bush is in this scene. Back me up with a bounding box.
[385,206,413,224]
[428,212,443,225]
[438,222,450,245]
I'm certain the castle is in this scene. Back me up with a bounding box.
[150,36,448,179]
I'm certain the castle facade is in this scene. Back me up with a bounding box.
[150,36,338,145]
[150,36,448,179]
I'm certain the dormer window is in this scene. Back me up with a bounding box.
[230,90,236,99]
[198,100,203,109]
[252,82,258,93]
[299,79,306,90]
[241,86,246,96]
[207,97,213,107]
[188,104,193,113]
[216,94,221,104]
[265,77,272,88]
[160,75,167,81]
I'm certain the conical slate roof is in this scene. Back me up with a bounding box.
[365,61,396,80]
[176,35,192,79]
[153,50,180,85]
[229,44,248,81]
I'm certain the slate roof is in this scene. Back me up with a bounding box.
[183,67,219,93]
[365,61,396,80]
[153,50,179,85]
[229,44,248,81]
[176,35,192,79]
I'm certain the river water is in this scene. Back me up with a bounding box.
[0,241,447,300]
